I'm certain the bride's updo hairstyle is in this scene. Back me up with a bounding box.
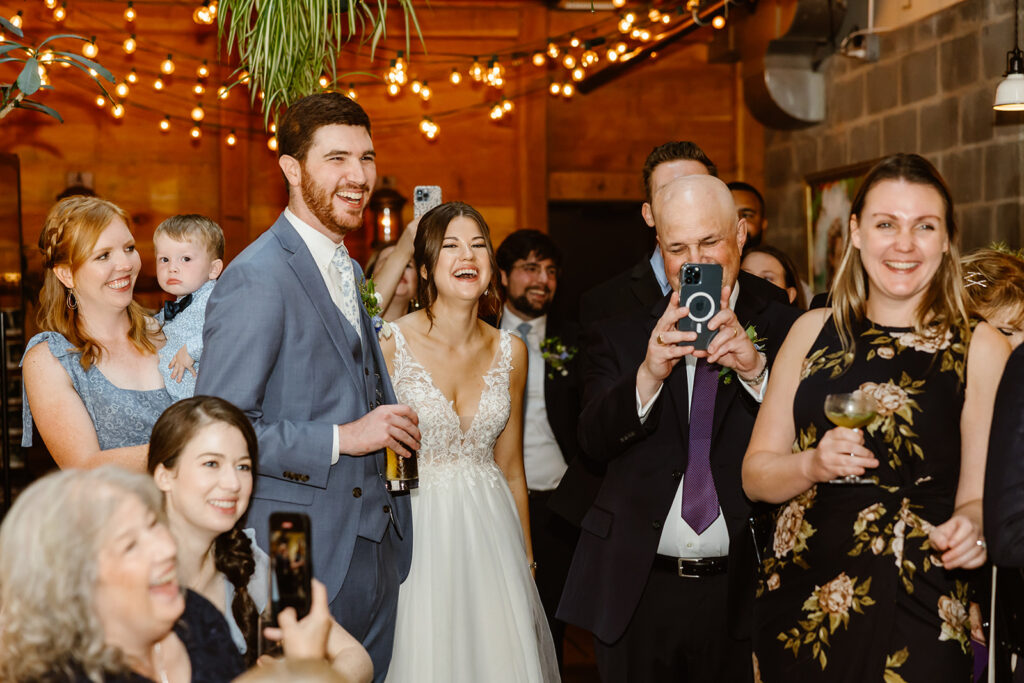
[147,396,261,665]
[414,201,502,323]
[830,153,969,355]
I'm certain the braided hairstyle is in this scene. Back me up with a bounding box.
[38,196,157,370]
[148,397,261,665]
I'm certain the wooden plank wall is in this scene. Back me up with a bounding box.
[1,0,763,275]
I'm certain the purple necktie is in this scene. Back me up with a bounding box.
[682,359,721,534]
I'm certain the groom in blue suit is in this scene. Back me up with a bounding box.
[197,93,418,681]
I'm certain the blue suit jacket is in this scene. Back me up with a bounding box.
[196,213,413,602]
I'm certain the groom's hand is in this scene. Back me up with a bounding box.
[337,404,421,457]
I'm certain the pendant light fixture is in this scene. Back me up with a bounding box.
[994,0,1024,111]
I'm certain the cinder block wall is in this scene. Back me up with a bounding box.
[762,0,1024,275]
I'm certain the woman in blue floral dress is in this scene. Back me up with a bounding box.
[742,154,1010,681]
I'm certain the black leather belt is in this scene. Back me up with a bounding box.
[655,555,728,578]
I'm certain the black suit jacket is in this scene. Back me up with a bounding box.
[555,271,800,644]
[985,342,1024,567]
[540,316,581,472]
[579,253,663,327]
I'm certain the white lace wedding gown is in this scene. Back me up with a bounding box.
[384,326,560,683]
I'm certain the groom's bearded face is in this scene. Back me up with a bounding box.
[295,123,376,238]
[300,162,368,238]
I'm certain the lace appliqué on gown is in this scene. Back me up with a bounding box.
[389,326,513,488]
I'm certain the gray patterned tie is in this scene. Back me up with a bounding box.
[331,243,362,341]
[515,321,532,414]
[682,358,721,533]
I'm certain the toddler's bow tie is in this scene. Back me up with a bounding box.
[163,293,193,322]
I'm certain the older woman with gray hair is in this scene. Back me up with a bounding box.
[0,466,243,683]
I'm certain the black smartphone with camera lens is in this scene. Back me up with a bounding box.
[676,263,723,351]
[413,185,442,218]
[268,512,312,626]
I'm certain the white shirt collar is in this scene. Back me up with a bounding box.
[283,207,344,271]
[502,306,545,335]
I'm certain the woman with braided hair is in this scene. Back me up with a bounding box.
[22,195,173,470]
[148,396,372,681]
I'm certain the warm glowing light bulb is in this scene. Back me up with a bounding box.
[95,95,106,108]
[83,38,99,59]
[562,54,576,69]
[123,36,136,54]
[419,82,431,101]
[39,50,55,64]
[127,68,138,84]
[53,4,66,21]
[490,104,503,120]
[571,67,585,81]
[124,2,136,21]
[10,11,23,28]
[161,55,175,75]
[190,126,202,139]
[197,61,210,78]
[88,68,98,77]
[639,29,651,41]
[570,35,580,48]
[115,81,129,98]
[549,82,561,96]
[238,70,250,84]
[625,12,636,23]
[470,58,483,81]
[419,118,430,133]
[267,136,278,151]
[160,116,170,131]
[607,48,619,62]
[502,99,513,112]
[411,80,422,94]
[649,8,661,21]
[612,0,625,6]
[712,15,726,28]
[561,83,574,97]
[346,84,357,99]
[217,85,229,99]
[190,104,204,121]
[618,19,631,33]
[662,13,671,22]
[319,75,329,88]
[45,0,58,9]
[547,42,559,59]
[269,122,276,133]
[387,82,400,96]
[154,78,164,90]
[225,131,237,146]
[583,49,598,66]
[449,69,461,85]
[257,90,264,100]
[617,42,628,54]
[532,52,546,67]
[193,82,205,96]
[112,103,125,119]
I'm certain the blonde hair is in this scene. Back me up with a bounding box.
[830,154,970,355]
[0,467,166,683]
[962,247,1024,328]
[38,196,158,370]
[154,214,225,260]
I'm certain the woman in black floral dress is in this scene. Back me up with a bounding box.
[742,154,1010,682]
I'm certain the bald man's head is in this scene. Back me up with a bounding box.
[651,175,746,291]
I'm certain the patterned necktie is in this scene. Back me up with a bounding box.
[330,243,362,341]
[163,293,193,322]
[515,322,532,414]
[682,358,721,534]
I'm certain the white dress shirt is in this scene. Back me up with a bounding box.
[502,307,569,491]
[284,208,350,465]
[636,270,767,558]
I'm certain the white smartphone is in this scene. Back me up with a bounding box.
[413,185,442,218]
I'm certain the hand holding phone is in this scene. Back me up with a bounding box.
[268,512,313,627]
[676,263,723,351]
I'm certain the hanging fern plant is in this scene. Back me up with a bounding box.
[218,0,421,128]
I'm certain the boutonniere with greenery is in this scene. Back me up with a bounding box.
[359,278,392,340]
[540,336,577,379]
[719,324,766,385]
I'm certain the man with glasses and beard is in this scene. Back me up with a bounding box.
[197,93,417,683]
[496,229,580,671]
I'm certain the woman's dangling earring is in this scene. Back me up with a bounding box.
[66,288,78,310]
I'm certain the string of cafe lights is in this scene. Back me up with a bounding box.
[7,0,736,145]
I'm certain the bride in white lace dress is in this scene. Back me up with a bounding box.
[379,202,560,682]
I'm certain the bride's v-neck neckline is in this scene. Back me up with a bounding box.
[394,326,506,439]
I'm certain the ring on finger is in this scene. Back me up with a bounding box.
[977,538,987,549]
[657,333,666,345]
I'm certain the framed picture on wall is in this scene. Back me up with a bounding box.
[805,160,878,294]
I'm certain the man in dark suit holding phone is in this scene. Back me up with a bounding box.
[495,229,580,669]
[557,175,800,681]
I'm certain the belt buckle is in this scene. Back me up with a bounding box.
[677,558,700,579]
